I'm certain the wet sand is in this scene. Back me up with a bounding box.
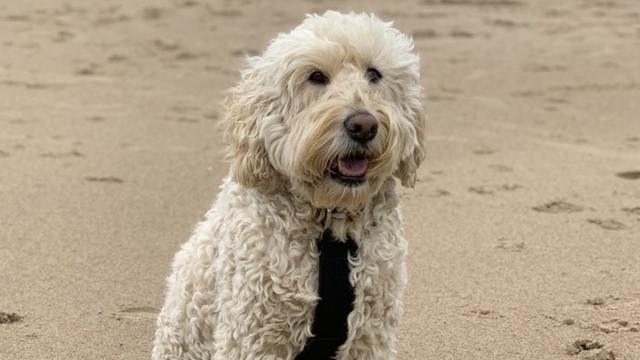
[1,0,639,359]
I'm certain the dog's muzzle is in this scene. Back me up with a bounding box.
[326,112,379,186]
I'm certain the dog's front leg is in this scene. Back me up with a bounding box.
[211,315,295,360]
[211,236,316,360]
[211,279,313,360]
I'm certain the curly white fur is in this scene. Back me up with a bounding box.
[153,11,425,360]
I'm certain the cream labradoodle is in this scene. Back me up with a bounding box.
[153,11,425,360]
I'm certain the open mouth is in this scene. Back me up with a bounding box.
[329,151,369,186]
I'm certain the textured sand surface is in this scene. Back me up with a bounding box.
[1,0,639,359]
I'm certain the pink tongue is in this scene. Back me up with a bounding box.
[338,158,369,177]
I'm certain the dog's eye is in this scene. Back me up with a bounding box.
[365,67,382,84]
[308,71,329,85]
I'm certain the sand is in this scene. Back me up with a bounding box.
[1,0,639,359]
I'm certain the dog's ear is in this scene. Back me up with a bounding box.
[395,102,425,188]
[224,67,278,188]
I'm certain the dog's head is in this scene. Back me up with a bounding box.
[225,11,425,209]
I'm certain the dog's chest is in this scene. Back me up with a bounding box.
[295,230,357,360]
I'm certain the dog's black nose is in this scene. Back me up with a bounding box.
[344,112,378,143]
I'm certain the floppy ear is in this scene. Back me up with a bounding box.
[224,67,278,188]
[395,101,425,188]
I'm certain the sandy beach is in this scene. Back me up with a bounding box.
[1,0,639,359]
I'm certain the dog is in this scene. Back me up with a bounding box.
[152,11,425,360]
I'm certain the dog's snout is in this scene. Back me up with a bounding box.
[344,112,378,143]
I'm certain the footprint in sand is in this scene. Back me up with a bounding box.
[154,39,180,52]
[203,111,219,121]
[231,48,259,58]
[450,29,474,38]
[120,306,157,314]
[53,30,74,42]
[472,148,496,155]
[463,309,504,319]
[170,104,200,114]
[0,150,10,157]
[422,0,522,6]
[544,8,572,17]
[40,150,84,158]
[412,29,439,39]
[584,350,615,360]
[107,54,128,63]
[565,340,615,359]
[511,89,543,97]
[175,51,206,61]
[468,186,493,195]
[585,295,628,308]
[4,14,31,22]
[625,137,640,148]
[547,97,569,104]
[85,176,124,184]
[208,9,243,18]
[204,65,233,75]
[180,0,200,8]
[75,64,99,76]
[469,184,521,195]
[485,18,518,27]
[1,80,54,90]
[565,339,602,355]
[495,238,525,252]
[524,64,568,72]
[176,117,199,124]
[94,14,130,26]
[621,207,640,216]
[595,319,640,334]
[430,189,451,197]
[426,94,456,102]
[585,297,606,306]
[587,218,626,230]
[0,312,22,324]
[141,7,165,20]
[488,164,513,172]
[87,115,106,122]
[532,200,583,213]
[378,10,410,19]
[616,171,640,180]
[119,306,158,320]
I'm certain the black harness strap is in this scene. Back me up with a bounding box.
[295,230,358,360]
